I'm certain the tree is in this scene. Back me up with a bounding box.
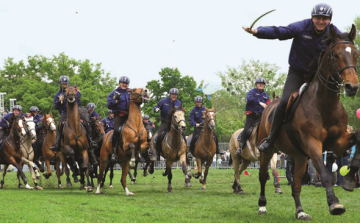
[142,67,211,135]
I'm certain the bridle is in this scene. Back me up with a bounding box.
[129,88,149,103]
[204,112,216,130]
[317,41,357,94]
[44,117,56,132]
[171,112,186,132]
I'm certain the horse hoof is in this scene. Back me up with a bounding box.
[58,184,64,189]
[186,183,192,187]
[296,212,312,221]
[0,185,3,189]
[87,187,93,192]
[143,172,148,177]
[43,173,51,179]
[258,207,267,215]
[35,186,43,190]
[109,185,113,189]
[74,178,79,183]
[25,184,34,190]
[66,182,72,187]
[36,176,42,180]
[149,169,154,174]
[131,181,135,185]
[341,178,355,192]
[275,188,283,194]
[329,203,346,215]
[162,172,167,177]
[126,192,134,196]
[18,184,24,189]
[199,179,203,184]
[234,190,244,194]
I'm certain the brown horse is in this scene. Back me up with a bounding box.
[152,104,191,193]
[256,25,359,220]
[186,107,216,189]
[62,85,92,192]
[96,88,149,195]
[0,114,30,189]
[89,116,105,188]
[229,128,282,194]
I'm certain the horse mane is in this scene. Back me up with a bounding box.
[166,103,183,131]
[308,30,354,83]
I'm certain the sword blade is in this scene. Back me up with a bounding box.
[249,9,276,30]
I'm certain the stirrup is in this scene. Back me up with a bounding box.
[111,153,118,162]
[187,152,193,159]
[258,138,272,153]
[236,148,242,155]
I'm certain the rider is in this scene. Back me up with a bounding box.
[0,105,26,145]
[29,106,43,134]
[189,96,221,157]
[107,76,130,162]
[102,110,114,134]
[243,3,341,153]
[236,78,270,155]
[143,115,155,132]
[87,103,100,133]
[154,88,186,155]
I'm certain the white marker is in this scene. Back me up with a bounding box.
[345,47,352,55]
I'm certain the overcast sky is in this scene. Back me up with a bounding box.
[0,1,359,88]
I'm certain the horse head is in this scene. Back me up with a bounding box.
[23,116,37,140]
[65,85,79,104]
[128,88,150,104]
[43,113,56,132]
[13,114,26,137]
[92,116,105,137]
[204,107,216,130]
[326,24,359,96]
[170,104,186,132]
[144,122,153,140]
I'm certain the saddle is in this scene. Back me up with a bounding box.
[237,120,260,143]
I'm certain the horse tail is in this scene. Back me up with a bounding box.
[229,153,233,166]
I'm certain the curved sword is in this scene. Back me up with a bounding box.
[249,9,276,30]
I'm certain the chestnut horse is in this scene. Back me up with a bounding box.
[186,107,216,189]
[229,128,282,194]
[62,85,92,192]
[256,25,359,220]
[152,104,191,193]
[96,88,149,195]
[0,114,30,189]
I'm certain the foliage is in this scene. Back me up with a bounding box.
[142,67,212,135]
[214,60,286,141]
[0,53,117,120]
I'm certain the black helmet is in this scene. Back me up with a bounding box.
[195,96,203,103]
[59,75,70,85]
[12,105,22,112]
[29,106,40,112]
[119,76,130,84]
[255,77,266,86]
[108,109,113,114]
[87,103,96,111]
[143,115,150,120]
[169,88,179,95]
[311,3,333,20]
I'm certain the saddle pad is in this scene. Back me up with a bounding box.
[187,135,193,146]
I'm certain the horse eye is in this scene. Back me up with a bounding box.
[333,54,339,59]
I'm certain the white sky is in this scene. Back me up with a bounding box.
[0,1,359,88]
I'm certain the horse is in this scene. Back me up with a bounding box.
[0,114,32,189]
[256,25,359,220]
[89,116,105,188]
[96,88,149,195]
[229,127,282,194]
[186,107,216,190]
[152,104,191,193]
[128,121,157,184]
[62,85,92,192]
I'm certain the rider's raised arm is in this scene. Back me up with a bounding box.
[254,19,306,40]
[153,98,165,113]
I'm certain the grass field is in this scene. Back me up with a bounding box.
[1,168,360,223]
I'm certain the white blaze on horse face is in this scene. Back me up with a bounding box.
[209,112,215,127]
[345,47,352,55]
[18,120,26,136]
[49,118,56,131]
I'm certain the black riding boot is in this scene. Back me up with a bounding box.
[236,132,246,155]
[258,106,285,153]
[156,131,166,160]
[111,133,119,163]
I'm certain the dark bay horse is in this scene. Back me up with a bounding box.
[152,104,191,193]
[62,85,92,192]
[186,107,216,189]
[96,88,149,195]
[256,25,359,220]
[89,116,105,188]
[0,114,30,189]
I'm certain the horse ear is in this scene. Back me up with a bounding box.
[349,24,356,41]
[328,24,338,42]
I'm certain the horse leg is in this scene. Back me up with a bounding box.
[129,143,136,168]
[149,161,155,174]
[132,161,138,184]
[0,165,8,189]
[54,156,63,189]
[193,158,202,179]
[234,159,251,194]
[180,154,191,187]
[201,161,212,190]
[64,145,78,175]
[43,158,52,179]
[22,158,39,190]
[342,142,360,191]
[60,154,72,187]
[12,162,30,189]
[120,162,134,196]
[143,161,149,177]
[101,164,109,188]
[257,152,274,215]
[166,160,173,193]
[109,165,114,188]
[291,156,312,220]
[96,158,109,194]
[128,168,135,185]
[270,153,282,194]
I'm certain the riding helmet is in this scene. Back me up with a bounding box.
[169,88,179,95]
[29,106,40,112]
[195,96,203,103]
[311,3,333,20]
[59,75,70,85]
[119,76,130,84]
[143,115,150,120]
[87,103,96,111]
[255,77,266,86]
[108,109,113,114]
[12,105,22,112]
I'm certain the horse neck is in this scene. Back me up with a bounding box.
[127,101,143,130]
[21,133,32,151]
[8,125,20,151]
[67,103,81,132]
[201,119,214,146]
[46,129,56,144]
[168,121,182,145]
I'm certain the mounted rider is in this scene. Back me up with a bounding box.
[143,115,155,131]
[87,102,100,131]
[29,106,43,134]
[107,76,130,162]
[154,88,186,156]
[243,3,341,153]
[0,105,26,145]
[189,96,221,157]
[102,109,114,134]
[236,78,270,155]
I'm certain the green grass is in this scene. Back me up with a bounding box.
[0,168,359,223]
